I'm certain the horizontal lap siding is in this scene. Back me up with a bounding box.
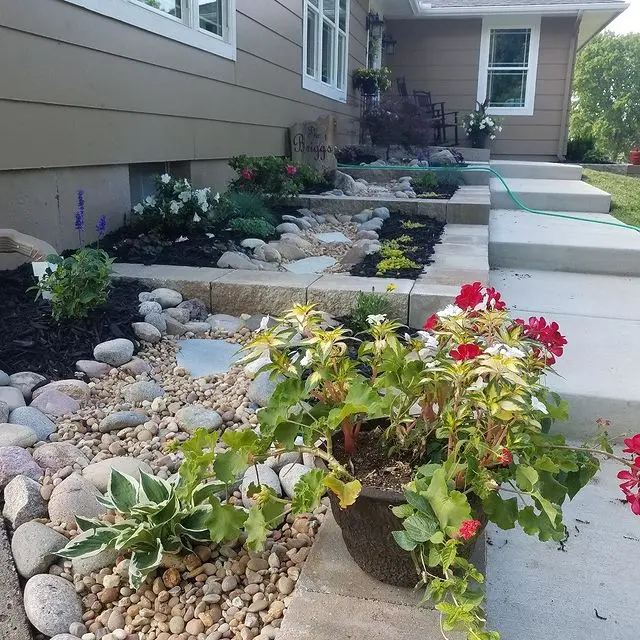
[387,16,576,159]
[0,0,368,171]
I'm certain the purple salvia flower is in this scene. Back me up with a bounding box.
[74,189,86,232]
[96,215,107,239]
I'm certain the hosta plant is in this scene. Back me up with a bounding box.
[233,287,640,640]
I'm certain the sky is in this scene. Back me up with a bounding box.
[609,0,640,34]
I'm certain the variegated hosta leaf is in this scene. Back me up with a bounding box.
[138,470,171,504]
[57,528,118,559]
[113,523,156,551]
[192,482,227,505]
[74,515,106,533]
[129,542,164,589]
[108,468,139,514]
[149,492,180,527]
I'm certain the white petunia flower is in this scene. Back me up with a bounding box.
[490,135,496,140]
[144,196,156,207]
[169,201,180,215]
[416,331,439,355]
[214,192,221,203]
[437,304,464,318]
[486,344,526,359]
[161,173,171,184]
[366,314,387,325]
[195,189,209,205]
[201,202,210,213]
[479,123,486,129]
[175,236,188,243]
[193,213,201,223]
[133,203,144,215]
[206,233,215,239]
[531,396,548,414]
[178,190,192,203]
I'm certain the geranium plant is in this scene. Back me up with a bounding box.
[233,286,640,639]
[132,174,220,233]
[464,100,503,148]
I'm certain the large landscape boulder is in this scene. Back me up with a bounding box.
[82,457,152,493]
[11,521,68,579]
[3,475,47,528]
[47,473,105,525]
[0,446,42,489]
[93,339,135,367]
[32,442,90,473]
[8,406,56,441]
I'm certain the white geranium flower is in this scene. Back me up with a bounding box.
[195,189,209,205]
[214,192,221,203]
[161,173,171,184]
[144,196,156,207]
[366,314,387,325]
[300,350,313,367]
[201,202,210,213]
[169,201,180,215]
[531,396,548,414]
[193,213,201,223]
[437,304,464,319]
[175,236,188,243]
[178,190,192,203]
[133,203,144,215]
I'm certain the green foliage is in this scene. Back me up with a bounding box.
[401,220,426,230]
[229,217,276,239]
[33,249,113,322]
[566,135,610,163]
[351,67,392,93]
[376,238,420,275]
[583,168,640,227]
[571,32,640,161]
[347,291,393,332]
[224,191,276,224]
[411,171,439,192]
[228,156,328,201]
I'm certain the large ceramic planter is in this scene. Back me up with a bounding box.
[470,135,488,149]
[629,150,640,165]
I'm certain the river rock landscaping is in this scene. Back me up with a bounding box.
[0,274,327,640]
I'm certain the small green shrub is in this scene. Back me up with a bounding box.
[225,191,276,225]
[411,171,439,192]
[33,249,113,322]
[347,291,393,332]
[401,220,426,230]
[435,169,462,192]
[566,135,611,163]
[376,255,420,275]
[229,217,276,239]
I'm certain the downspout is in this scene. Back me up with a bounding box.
[557,15,580,160]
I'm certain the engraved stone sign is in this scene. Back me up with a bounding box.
[289,115,338,174]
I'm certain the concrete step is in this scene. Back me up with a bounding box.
[490,268,640,439]
[490,159,583,181]
[490,177,611,213]
[488,209,640,276]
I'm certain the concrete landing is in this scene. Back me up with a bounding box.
[490,160,583,181]
[486,453,640,640]
[490,177,611,213]
[278,513,459,640]
[488,209,640,276]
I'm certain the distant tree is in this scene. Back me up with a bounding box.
[570,32,640,161]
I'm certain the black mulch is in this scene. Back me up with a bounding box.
[0,264,141,380]
[350,214,445,280]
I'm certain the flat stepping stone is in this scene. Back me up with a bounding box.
[176,339,240,378]
[284,256,337,274]
[314,232,352,244]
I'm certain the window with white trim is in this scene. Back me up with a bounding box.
[477,17,540,116]
[62,0,236,59]
[303,0,350,102]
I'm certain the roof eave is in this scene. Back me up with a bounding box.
[408,1,629,17]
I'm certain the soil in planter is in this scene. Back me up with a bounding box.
[332,426,417,492]
[350,214,445,280]
[0,263,141,379]
[100,205,300,267]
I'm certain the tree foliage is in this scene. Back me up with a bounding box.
[570,32,640,161]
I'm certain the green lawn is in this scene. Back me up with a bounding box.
[583,168,640,227]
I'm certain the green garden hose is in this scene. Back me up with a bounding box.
[337,163,640,235]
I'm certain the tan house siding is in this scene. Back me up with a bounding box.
[0,0,367,250]
[386,16,577,160]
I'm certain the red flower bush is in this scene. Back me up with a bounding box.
[450,343,483,361]
[455,282,507,312]
[515,316,567,364]
[285,165,298,176]
[458,519,482,540]
[241,168,254,181]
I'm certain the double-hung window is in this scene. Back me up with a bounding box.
[303,0,350,102]
[477,17,541,116]
[62,0,237,59]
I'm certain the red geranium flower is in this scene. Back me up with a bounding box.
[485,286,507,311]
[623,434,640,456]
[455,282,484,310]
[497,447,512,466]
[458,519,482,540]
[515,316,567,364]
[285,165,298,176]
[626,492,640,516]
[450,343,483,361]
[618,458,640,496]
[241,168,254,181]
[423,314,438,331]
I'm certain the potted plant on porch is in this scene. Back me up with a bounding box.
[236,283,640,639]
[629,144,640,165]
[351,66,392,95]
[464,100,502,149]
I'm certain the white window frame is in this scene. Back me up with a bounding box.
[302,0,350,103]
[477,16,541,116]
[62,0,237,60]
